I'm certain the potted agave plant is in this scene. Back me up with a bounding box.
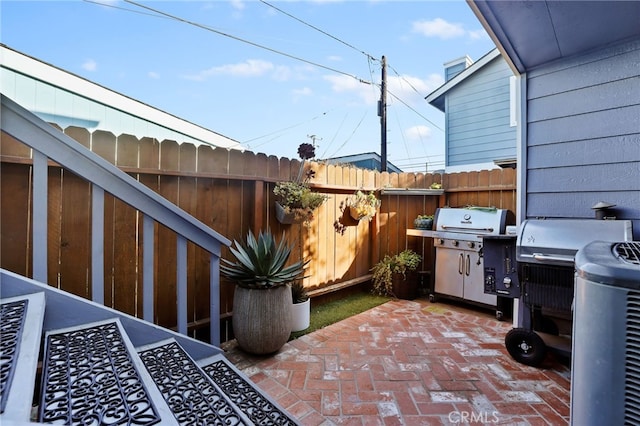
[273,142,328,225]
[221,229,309,354]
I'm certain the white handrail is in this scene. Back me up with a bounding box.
[1,95,229,346]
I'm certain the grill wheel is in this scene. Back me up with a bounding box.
[505,328,547,367]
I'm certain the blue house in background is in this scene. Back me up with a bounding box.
[323,152,403,173]
[469,0,640,233]
[425,48,517,172]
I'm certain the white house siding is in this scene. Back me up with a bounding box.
[445,58,516,167]
[525,38,640,233]
[0,46,241,150]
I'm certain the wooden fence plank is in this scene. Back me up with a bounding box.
[116,134,139,168]
[112,198,138,315]
[92,130,116,163]
[1,130,31,161]
[58,170,92,298]
[0,162,31,275]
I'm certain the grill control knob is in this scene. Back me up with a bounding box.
[452,240,459,247]
[468,242,475,249]
[437,239,445,245]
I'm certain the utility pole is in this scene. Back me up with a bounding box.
[307,134,322,148]
[379,55,387,172]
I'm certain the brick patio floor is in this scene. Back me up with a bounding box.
[221,298,571,425]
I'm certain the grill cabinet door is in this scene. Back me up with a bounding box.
[434,247,464,298]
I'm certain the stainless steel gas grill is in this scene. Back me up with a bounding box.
[428,207,509,314]
[504,218,633,366]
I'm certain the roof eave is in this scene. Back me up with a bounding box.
[466,1,525,75]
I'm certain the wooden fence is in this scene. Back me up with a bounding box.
[0,126,516,342]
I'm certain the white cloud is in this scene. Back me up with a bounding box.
[230,0,245,11]
[412,18,465,40]
[384,73,444,111]
[272,65,293,82]
[148,71,160,79]
[183,59,275,81]
[468,28,490,40]
[293,87,313,96]
[91,0,118,7]
[405,125,432,141]
[388,73,443,101]
[322,72,444,108]
[82,59,97,72]
[323,74,379,105]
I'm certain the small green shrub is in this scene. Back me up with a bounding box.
[371,250,422,297]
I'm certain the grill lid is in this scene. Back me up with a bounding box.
[434,207,507,237]
[516,219,633,266]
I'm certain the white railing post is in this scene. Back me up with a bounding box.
[32,151,47,283]
[91,185,105,304]
[176,235,187,335]
[143,214,155,323]
[210,253,220,346]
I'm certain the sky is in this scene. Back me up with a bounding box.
[1,0,496,172]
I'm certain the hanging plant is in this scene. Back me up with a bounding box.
[345,190,381,221]
[273,142,328,225]
[371,249,422,298]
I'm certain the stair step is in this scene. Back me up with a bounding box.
[198,355,299,426]
[0,292,46,423]
[39,318,177,425]
[137,339,251,425]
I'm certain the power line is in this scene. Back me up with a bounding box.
[121,0,371,83]
[385,88,444,133]
[325,111,369,159]
[84,0,169,19]
[387,63,424,99]
[258,0,377,63]
[89,0,443,156]
[384,62,445,132]
[243,110,331,145]
[255,1,440,146]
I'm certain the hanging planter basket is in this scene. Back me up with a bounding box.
[275,202,302,224]
[349,206,372,221]
[345,190,381,222]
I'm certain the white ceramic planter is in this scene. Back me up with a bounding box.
[291,298,310,332]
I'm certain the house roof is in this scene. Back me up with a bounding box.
[0,44,242,150]
[323,152,403,173]
[424,48,501,111]
[467,0,640,74]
